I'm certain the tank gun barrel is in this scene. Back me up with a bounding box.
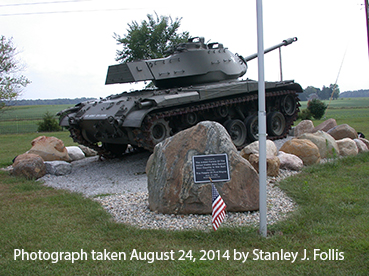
[243,37,297,62]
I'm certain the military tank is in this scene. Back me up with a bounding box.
[58,36,302,157]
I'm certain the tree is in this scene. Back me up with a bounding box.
[0,36,30,109]
[114,13,190,63]
[300,86,320,101]
[329,84,340,100]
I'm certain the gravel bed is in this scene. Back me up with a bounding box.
[93,170,298,231]
[40,136,299,231]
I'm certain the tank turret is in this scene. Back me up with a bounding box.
[105,37,248,89]
[58,37,302,157]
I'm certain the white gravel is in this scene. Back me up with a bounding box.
[40,136,298,231]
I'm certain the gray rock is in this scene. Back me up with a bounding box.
[336,138,358,156]
[45,161,72,176]
[277,151,303,171]
[240,140,278,160]
[78,145,98,157]
[327,124,358,140]
[66,146,85,161]
[146,121,259,214]
[294,120,314,137]
[353,139,368,153]
[311,118,337,133]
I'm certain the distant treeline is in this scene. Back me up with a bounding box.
[5,98,96,106]
[339,89,369,98]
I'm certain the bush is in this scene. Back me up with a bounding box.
[37,111,61,132]
[307,99,327,120]
[297,108,312,120]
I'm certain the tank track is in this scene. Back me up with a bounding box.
[136,89,300,151]
[67,89,300,157]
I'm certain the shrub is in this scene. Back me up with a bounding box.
[298,108,312,120]
[37,111,61,132]
[307,99,327,120]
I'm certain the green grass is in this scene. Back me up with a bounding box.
[1,153,368,275]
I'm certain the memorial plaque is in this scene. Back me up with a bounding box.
[192,153,230,183]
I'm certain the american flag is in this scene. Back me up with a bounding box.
[212,184,226,231]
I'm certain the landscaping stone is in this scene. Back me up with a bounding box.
[294,120,314,137]
[146,121,259,214]
[27,136,72,162]
[277,151,304,171]
[45,161,72,176]
[336,138,358,156]
[298,131,339,158]
[327,124,358,140]
[12,153,46,179]
[279,138,321,166]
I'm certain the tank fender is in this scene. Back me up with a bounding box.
[122,91,200,127]
[122,109,153,128]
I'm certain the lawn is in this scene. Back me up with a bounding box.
[1,153,368,275]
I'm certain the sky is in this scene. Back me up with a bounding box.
[1,0,369,100]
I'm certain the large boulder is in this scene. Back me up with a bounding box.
[279,138,321,166]
[311,118,337,133]
[277,151,304,171]
[294,120,314,137]
[298,131,339,159]
[327,124,358,140]
[12,153,46,179]
[248,154,280,177]
[240,140,278,160]
[354,139,369,153]
[28,136,72,162]
[336,138,358,156]
[357,137,369,150]
[146,121,259,214]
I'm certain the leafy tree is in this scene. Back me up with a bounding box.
[114,13,190,63]
[330,84,340,100]
[37,111,61,132]
[307,99,327,120]
[300,86,320,101]
[0,36,30,109]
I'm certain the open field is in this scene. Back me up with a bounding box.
[0,105,72,134]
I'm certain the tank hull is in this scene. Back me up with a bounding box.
[58,79,302,157]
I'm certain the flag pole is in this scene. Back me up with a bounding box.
[256,0,267,237]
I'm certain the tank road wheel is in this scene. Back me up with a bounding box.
[245,115,258,142]
[216,105,229,118]
[183,112,198,126]
[224,119,247,147]
[267,111,286,137]
[102,143,128,157]
[281,94,296,116]
[149,119,171,145]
